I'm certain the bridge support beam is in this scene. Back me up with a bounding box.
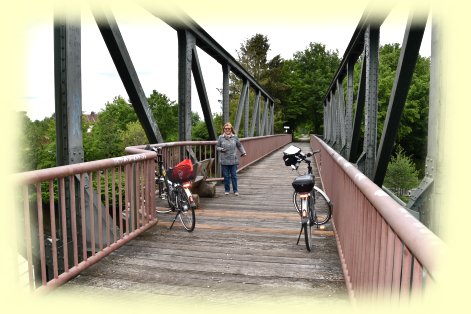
[362,25,380,179]
[94,8,163,144]
[54,16,84,167]
[408,20,443,235]
[53,14,85,280]
[373,12,427,187]
[177,30,195,142]
[249,91,261,137]
[349,58,366,163]
[192,46,217,140]
[222,64,230,125]
[54,12,117,279]
[234,80,249,135]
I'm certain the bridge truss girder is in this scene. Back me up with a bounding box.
[323,6,441,232]
[94,7,163,144]
[149,7,275,138]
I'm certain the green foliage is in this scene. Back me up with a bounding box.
[237,34,270,81]
[192,120,209,141]
[383,147,420,199]
[279,43,340,135]
[84,97,130,160]
[377,44,430,175]
[19,112,57,171]
[147,90,178,142]
[230,33,287,135]
[121,121,146,147]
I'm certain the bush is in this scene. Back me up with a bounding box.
[384,147,420,200]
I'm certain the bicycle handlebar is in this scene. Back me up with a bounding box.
[282,145,320,169]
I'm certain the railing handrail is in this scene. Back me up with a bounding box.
[15,152,157,185]
[313,135,445,285]
[125,135,290,152]
[126,134,292,177]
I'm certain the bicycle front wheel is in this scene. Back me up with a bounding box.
[176,186,195,232]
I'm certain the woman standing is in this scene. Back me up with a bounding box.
[216,122,246,196]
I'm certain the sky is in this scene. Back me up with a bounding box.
[22,2,431,122]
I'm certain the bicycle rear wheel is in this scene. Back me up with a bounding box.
[303,221,312,252]
[312,187,332,225]
[176,186,195,232]
[302,196,313,252]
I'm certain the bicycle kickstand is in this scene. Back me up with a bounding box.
[169,210,180,229]
[296,225,303,245]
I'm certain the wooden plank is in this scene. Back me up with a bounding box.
[60,143,348,303]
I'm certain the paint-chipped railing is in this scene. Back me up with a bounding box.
[15,151,157,292]
[310,135,444,302]
[127,134,292,178]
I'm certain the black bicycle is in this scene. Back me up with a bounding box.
[146,145,196,232]
[283,145,332,251]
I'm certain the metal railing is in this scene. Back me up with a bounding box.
[311,135,444,302]
[15,135,291,292]
[127,134,293,178]
[15,151,158,292]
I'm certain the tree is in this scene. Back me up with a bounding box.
[280,43,340,135]
[230,34,286,135]
[19,112,57,171]
[147,90,178,142]
[238,34,270,81]
[383,147,420,200]
[84,96,134,160]
[121,121,146,147]
[192,112,223,140]
[377,44,430,176]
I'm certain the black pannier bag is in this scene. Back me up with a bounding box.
[292,174,315,193]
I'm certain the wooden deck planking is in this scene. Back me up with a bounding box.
[59,142,348,304]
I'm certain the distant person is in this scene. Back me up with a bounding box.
[216,122,247,196]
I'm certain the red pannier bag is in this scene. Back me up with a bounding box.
[170,159,195,183]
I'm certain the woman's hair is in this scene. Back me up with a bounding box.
[222,122,234,134]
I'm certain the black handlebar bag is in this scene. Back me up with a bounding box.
[292,174,315,193]
[282,145,302,166]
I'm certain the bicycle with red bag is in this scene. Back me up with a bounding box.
[147,146,197,232]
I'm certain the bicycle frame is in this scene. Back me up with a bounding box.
[148,145,196,231]
[298,192,310,223]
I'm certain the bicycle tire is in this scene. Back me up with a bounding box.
[295,194,312,252]
[155,177,173,214]
[312,187,332,225]
[303,221,312,252]
[292,191,302,215]
[176,186,195,232]
[293,190,315,214]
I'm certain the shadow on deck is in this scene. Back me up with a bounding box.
[58,143,348,306]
